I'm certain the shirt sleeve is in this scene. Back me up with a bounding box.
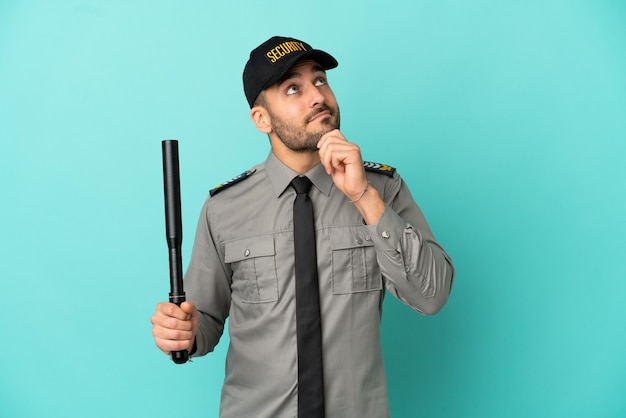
[183,198,232,356]
[366,174,455,315]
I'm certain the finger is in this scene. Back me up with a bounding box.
[317,129,343,148]
[319,138,353,172]
[151,317,193,336]
[317,130,347,161]
[154,336,193,355]
[151,310,194,331]
[153,323,194,340]
[180,301,197,317]
[156,302,189,320]
[320,136,358,156]
[318,141,335,175]
[328,151,347,172]
[325,143,356,169]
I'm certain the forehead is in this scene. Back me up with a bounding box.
[260,59,328,104]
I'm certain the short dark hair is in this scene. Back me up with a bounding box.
[253,90,267,108]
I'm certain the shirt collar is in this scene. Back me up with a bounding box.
[265,152,333,198]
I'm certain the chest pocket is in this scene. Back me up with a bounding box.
[225,235,278,303]
[329,226,383,294]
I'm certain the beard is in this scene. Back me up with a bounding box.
[267,105,341,153]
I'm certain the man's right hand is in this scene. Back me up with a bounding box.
[151,301,198,355]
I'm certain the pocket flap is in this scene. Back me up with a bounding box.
[224,235,275,263]
[329,225,374,250]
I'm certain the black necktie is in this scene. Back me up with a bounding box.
[291,176,325,417]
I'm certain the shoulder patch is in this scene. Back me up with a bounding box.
[363,161,395,177]
[209,169,256,197]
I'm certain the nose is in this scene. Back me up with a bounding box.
[305,82,325,108]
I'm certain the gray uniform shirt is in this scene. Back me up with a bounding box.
[185,152,454,418]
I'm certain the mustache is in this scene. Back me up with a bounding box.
[306,105,333,122]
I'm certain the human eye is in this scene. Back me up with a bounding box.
[286,85,300,95]
[314,76,327,86]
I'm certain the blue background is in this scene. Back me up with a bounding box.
[1,1,625,417]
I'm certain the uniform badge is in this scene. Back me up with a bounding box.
[209,169,256,197]
[363,161,395,177]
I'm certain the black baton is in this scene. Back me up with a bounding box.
[162,139,189,364]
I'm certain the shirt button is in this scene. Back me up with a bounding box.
[244,249,250,257]
[356,237,363,245]
[365,235,371,241]
[381,231,391,239]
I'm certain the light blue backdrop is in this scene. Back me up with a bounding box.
[1,1,624,417]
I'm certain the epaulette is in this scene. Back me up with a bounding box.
[209,169,256,197]
[363,161,395,177]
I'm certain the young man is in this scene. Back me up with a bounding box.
[151,36,454,418]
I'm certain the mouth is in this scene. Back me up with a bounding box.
[308,110,331,123]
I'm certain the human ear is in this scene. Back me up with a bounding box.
[250,106,272,134]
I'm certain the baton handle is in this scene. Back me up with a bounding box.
[162,139,189,364]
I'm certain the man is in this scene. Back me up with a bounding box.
[151,36,454,417]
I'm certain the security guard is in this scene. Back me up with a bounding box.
[151,36,455,418]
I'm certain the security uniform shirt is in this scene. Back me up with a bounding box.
[185,152,454,418]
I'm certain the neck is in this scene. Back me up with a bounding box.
[270,139,321,174]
